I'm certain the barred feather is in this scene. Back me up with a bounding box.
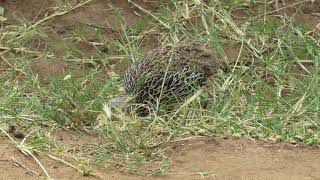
[123,41,225,114]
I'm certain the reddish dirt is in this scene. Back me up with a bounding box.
[1,0,320,179]
[0,0,164,79]
[1,0,319,79]
[168,137,320,180]
[1,136,320,180]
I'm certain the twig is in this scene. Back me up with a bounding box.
[253,1,305,19]
[34,150,84,174]
[21,131,53,180]
[168,89,203,122]
[0,46,41,55]
[0,55,27,75]
[128,0,170,29]
[25,148,52,180]
[34,150,104,179]
[0,127,52,180]
[25,0,96,32]
[0,51,13,68]
[310,13,320,17]
[11,157,41,177]
[77,20,116,31]
[0,0,95,57]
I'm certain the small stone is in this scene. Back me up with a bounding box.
[13,131,25,139]
[307,129,314,134]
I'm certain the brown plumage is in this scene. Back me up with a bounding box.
[123,40,226,114]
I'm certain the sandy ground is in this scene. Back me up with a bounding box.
[1,137,320,180]
[0,0,320,179]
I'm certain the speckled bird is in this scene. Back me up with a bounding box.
[109,40,226,115]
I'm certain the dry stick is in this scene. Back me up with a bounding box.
[252,1,305,19]
[0,46,41,56]
[217,1,307,59]
[33,150,84,174]
[34,150,105,179]
[0,128,52,179]
[0,1,94,55]
[77,20,116,31]
[1,127,98,179]
[128,0,170,29]
[11,157,41,177]
[0,0,94,55]
[21,131,53,180]
[168,89,203,123]
[311,13,320,17]
[0,50,13,68]
[25,0,95,32]
[0,0,97,58]
[0,54,27,75]
[24,148,52,179]
[210,8,262,59]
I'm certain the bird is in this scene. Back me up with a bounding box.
[108,40,227,116]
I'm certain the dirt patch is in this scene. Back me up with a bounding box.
[30,59,91,83]
[1,136,320,179]
[1,0,163,42]
[0,0,164,80]
[2,0,317,80]
[167,137,320,180]
[292,1,320,30]
[0,136,142,180]
[231,1,320,30]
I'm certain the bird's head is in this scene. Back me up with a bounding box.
[103,96,128,120]
[104,95,152,118]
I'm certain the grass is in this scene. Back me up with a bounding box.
[0,0,319,177]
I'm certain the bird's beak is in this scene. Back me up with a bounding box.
[103,96,134,117]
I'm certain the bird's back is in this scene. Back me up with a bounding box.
[124,41,225,110]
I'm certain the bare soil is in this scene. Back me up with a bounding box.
[1,0,319,79]
[1,0,320,179]
[1,136,320,180]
